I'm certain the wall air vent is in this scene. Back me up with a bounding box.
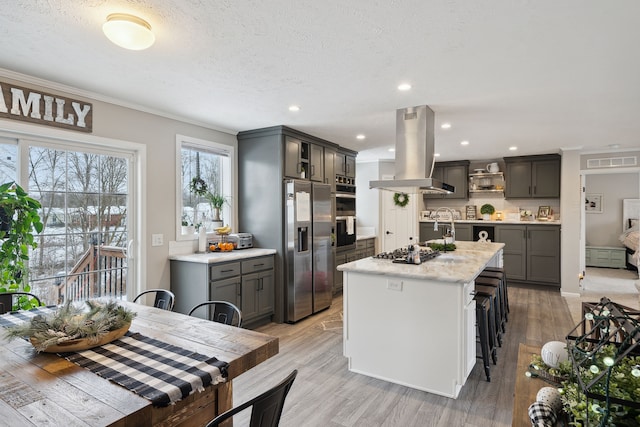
[587,156,637,169]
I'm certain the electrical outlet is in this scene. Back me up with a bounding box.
[152,234,163,247]
[387,280,403,291]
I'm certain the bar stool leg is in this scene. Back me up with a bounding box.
[475,297,491,382]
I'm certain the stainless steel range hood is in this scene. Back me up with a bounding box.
[369,105,454,194]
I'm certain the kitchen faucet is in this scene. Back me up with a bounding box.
[430,207,456,243]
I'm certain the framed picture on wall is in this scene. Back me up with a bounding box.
[585,193,603,213]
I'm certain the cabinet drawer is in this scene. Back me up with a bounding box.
[366,238,375,249]
[210,262,241,280]
[610,251,625,262]
[356,240,367,250]
[242,256,274,274]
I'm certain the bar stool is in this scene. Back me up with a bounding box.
[474,294,495,382]
[478,270,508,325]
[482,267,510,314]
[475,280,503,347]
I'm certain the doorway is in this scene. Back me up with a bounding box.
[381,191,417,252]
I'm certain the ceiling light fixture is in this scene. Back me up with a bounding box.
[434,153,441,157]
[460,140,469,146]
[388,148,395,152]
[356,134,366,140]
[397,83,412,91]
[509,146,518,151]
[441,123,451,129]
[288,105,300,112]
[103,13,155,50]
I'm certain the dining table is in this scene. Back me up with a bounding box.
[0,300,279,426]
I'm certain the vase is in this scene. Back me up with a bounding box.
[182,225,195,235]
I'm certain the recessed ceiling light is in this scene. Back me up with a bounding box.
[509,146,518,151]
[434,153,441,157]
[356,134,366,140]
[460,140,469,146]
[608,143,620,149]
[441,123,451,129]
[103,13,155,50]
[288,105,300,112]
[397,83,412,91]
[388,148,395,152]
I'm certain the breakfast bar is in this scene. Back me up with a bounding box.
[0,301,278,426]
[338,241,504,398]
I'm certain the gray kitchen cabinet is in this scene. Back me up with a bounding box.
[324,147,336,191]
[334,250,347,295]
[309,143,324,182]
[334,238,376,295]
[419,223,471,242]
[504,154,561,198]
[424,160,470,199]
[285,135,324,181]
[336,151,356,178]
[170,254,275,327]
[494,224,560,286]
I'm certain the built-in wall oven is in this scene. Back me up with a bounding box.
[335,180,356,247]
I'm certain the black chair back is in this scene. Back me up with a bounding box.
[205,370,298,427]
[0,292,42,314]
[188,301,242,327]
[133,289,175,311]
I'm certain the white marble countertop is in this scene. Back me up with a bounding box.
[419,219,561,225]
[337,241,504,283]
[169,248,276,264]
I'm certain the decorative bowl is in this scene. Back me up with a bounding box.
[30,322,131,353]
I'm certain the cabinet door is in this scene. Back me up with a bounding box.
[335,154,346,176]
[495,225,527,281]
[443,165,469,199]
[345,155,356,178]
[419,222,444,242]
[324,148,336,190]
[527,226,560,284]
[310,143,324,182]
[210,276,241,308]
[284,136,302,178]
[334,252,346,294]
[505,162,532,198]
[258,270,275,316]
[454,224,472,241]
[241,273,260,322]
[532,159,560,198]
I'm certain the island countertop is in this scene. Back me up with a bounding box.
[169,248,276,263]
[337,241,504,284]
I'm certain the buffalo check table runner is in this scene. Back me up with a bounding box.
[0,307,229,406]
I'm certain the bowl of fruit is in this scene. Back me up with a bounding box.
[209,242,235,252]
[214,224,232,235]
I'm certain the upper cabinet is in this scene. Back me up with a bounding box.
[284,136,324,181]
[504,154,561,199]
[335,151,356,179]
[324,147,336,191]
[424,160,470,199]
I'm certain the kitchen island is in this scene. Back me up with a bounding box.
[338,241,504,398]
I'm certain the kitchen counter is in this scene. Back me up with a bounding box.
[169,248,276,264]
[341,240,503,399]
[356,234,376,240]
[338,241,504,283]
[419,219,561,225]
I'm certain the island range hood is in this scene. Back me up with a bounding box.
[369,105,454,194]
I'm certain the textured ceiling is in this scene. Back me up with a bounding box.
[1,0,639,161]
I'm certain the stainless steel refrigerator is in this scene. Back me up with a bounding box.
[285,180,333,322]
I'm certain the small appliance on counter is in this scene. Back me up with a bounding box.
[228,233,253,249]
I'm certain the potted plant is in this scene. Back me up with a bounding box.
[181,214,195,235]
[205,191,228,223]
[480,203,495,220]
[0,182,44,310]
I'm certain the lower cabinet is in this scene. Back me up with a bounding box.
[494,225,560,286]
[585,246,626,269]
[334,238,376,295]
[419,223,472,242]
[170,254,275,328]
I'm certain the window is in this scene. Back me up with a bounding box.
[176,135,233,240]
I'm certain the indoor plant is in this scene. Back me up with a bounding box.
[0,182,44,310]
[205,191,228,222]
[480,203,495,220]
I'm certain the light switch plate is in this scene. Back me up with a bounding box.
[152,234,163,247]
[387,280,403,291]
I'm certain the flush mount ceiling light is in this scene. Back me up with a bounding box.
[103,13,155,50]
[460,140,469,146]
[288,105,300,112]
[356,134,366,140]
[441,123,451,129]
[397,83,412,91]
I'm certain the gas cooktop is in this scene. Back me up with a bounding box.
[373,247,441,264]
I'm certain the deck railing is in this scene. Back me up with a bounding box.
[58,245,127,303]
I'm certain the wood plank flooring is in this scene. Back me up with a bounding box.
[231,284,575,426]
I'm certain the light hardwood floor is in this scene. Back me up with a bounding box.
[232,285,574,426]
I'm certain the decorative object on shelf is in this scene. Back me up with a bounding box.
[0,182,44,310]
[393,192,409,207]
[541,341,569,369]
[537,386,564,415]
[537,206,551,220]
[480,203,495,220]
[465,205,477,220]
[181,214,195,235]
[495,211,503,221]
[6,300,136,353]
[585,193,603,214]
[487,162,500,173]
[205,191,229,222]
[520,209,533,221]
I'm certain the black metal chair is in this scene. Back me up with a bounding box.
[205,369,298,427]
[0,292,42,314]
[188,301,242,327]
[133,289,175,311]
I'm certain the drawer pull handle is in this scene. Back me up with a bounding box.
[253,263,264,267]
[221,269,234,273]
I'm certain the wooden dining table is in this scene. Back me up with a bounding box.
[0,301,279,426]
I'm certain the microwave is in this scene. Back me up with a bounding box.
[335,193,356,217]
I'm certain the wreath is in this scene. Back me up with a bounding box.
[189,176,208,196]
[393,192,409,207]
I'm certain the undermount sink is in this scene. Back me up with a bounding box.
[437,253,464,262]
